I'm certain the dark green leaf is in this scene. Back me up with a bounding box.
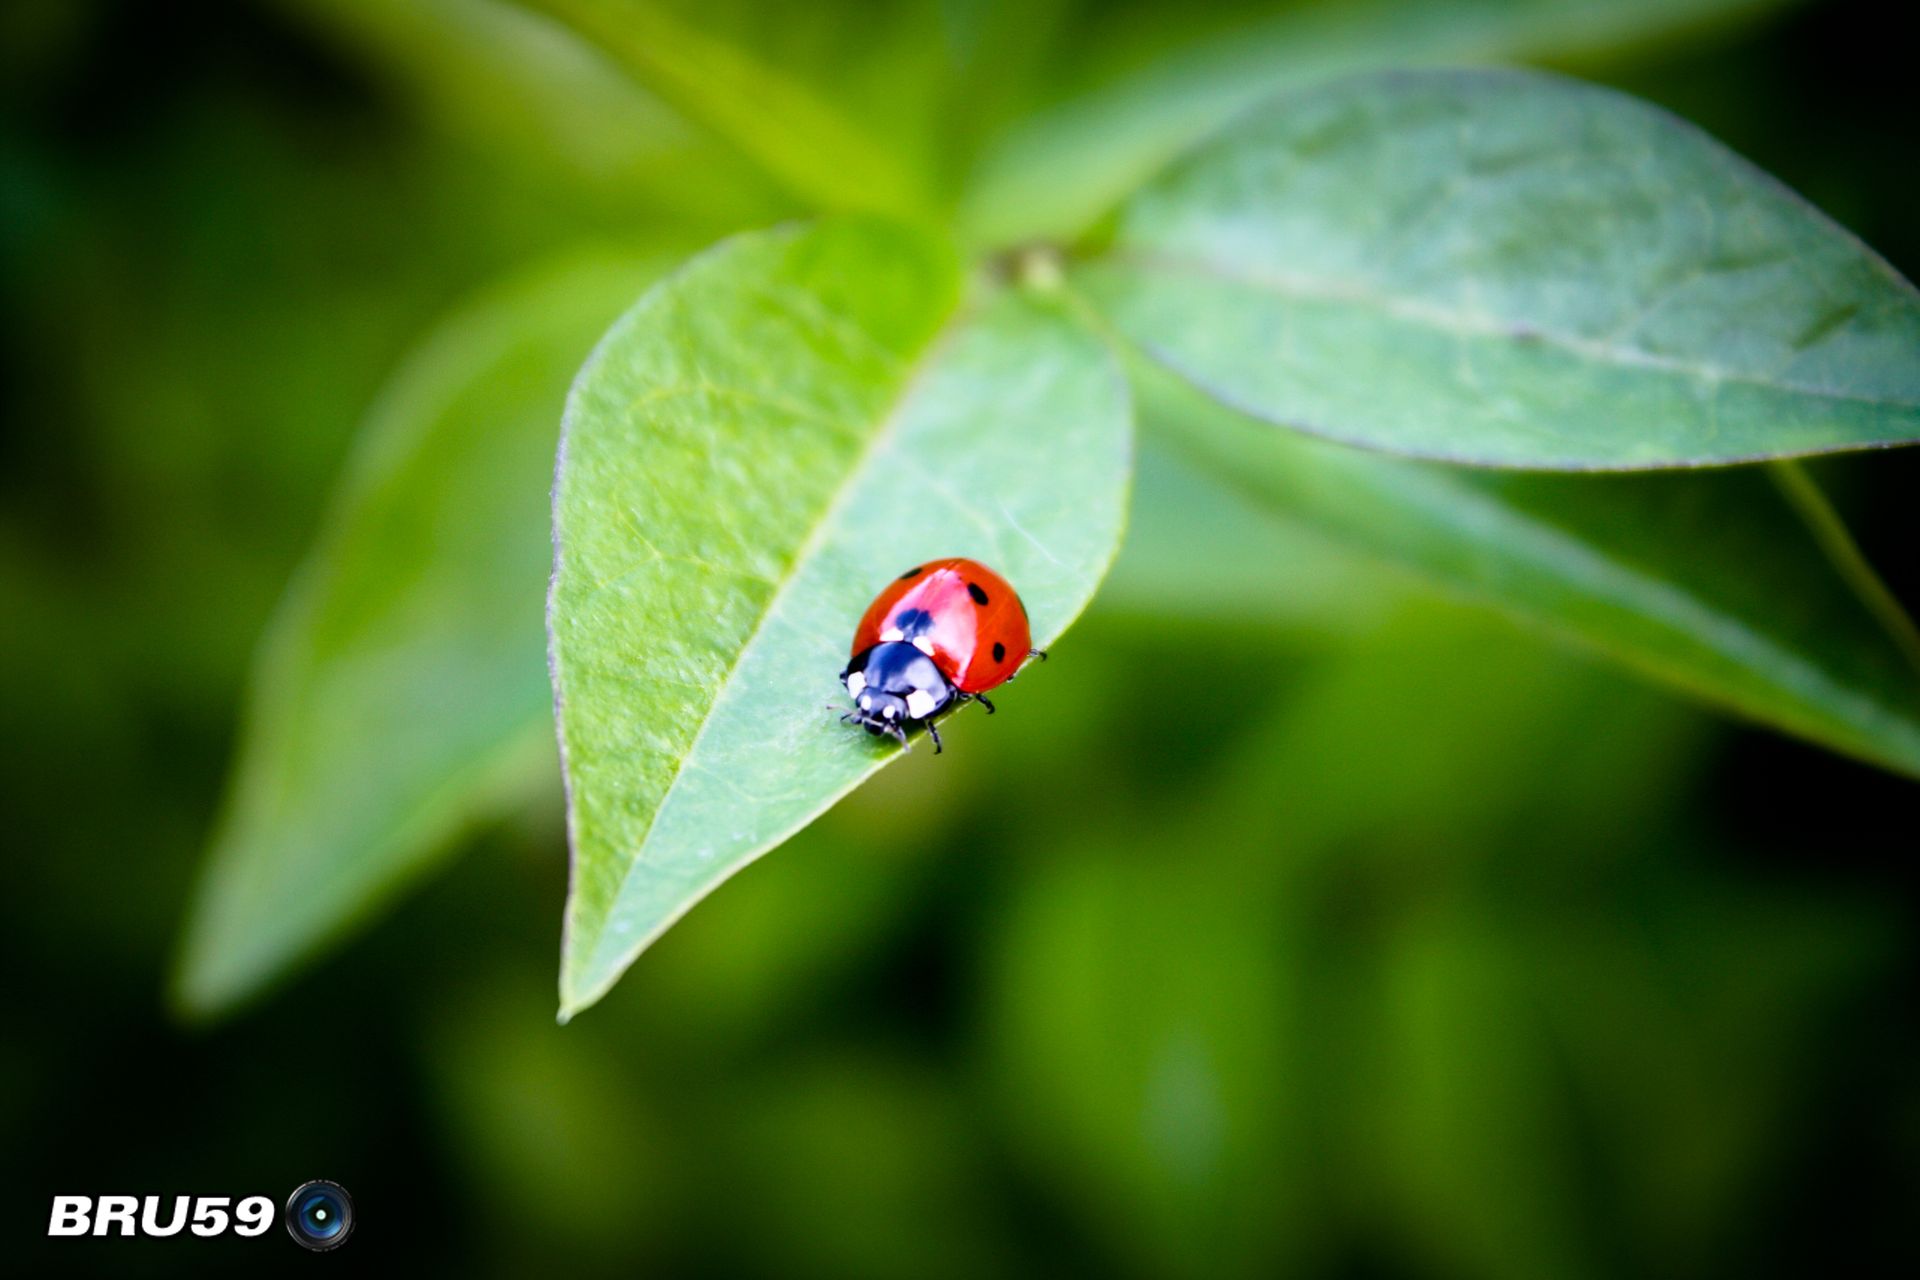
[549,219,1130,1018]
[1077,68,1920,467]
[1135,356,1920,778]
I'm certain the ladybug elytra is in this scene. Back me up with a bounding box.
[839,557,1044,753]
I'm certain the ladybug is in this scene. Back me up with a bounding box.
[840,557,1044,753]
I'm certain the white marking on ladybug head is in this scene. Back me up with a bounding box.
[846,670,866,695]
[883,704,899,719]
[905,689,937,719]
[858,693,873,710]
[911,637,935,656]
[880,627,904,642]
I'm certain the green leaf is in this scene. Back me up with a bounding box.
[960,0,1790,245]
[1135,357,1920,778]
[549,219,1130,1018]
[1075,67,1920,468]
[522,0,933,216]
[173,247,672,1018]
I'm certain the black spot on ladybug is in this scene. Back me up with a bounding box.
[967,582,989,605]
[900,565,923,579]
[992,642,1006,662]
[893,607,934,637]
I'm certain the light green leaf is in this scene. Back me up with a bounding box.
[173,247,672,1018]
[1076,68,1920,468]
[960,0,1788,245]
[1136,357,1920,778]
[550,219,1130,1018]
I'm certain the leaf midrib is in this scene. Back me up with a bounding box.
[1106,247,1918,412]
[563,298,971,998]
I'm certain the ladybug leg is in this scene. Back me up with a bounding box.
[888,722,912,752]
[925,720,944,754]
[974,693,996,715]
[1004,648,1047,683]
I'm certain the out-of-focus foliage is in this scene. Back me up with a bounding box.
[3,1,1917,1277]
[550,221,1129,1015]
[522,0,948,215]
[271,0,786,221]
[174,249,674,1017]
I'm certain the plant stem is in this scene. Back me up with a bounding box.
[1771,459,1920,679]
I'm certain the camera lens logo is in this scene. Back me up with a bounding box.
[284,1181,355,1252]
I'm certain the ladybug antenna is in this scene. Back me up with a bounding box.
[839,702,915,752]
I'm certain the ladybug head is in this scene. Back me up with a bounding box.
[841,640,955,739]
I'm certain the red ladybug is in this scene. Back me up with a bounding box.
[840,557,1044,753]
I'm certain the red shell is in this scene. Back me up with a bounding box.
[850,557,1031,694]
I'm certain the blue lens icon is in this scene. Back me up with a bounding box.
[285,1180,355,1251]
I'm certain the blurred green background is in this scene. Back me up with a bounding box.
[2,0,1915,1274]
